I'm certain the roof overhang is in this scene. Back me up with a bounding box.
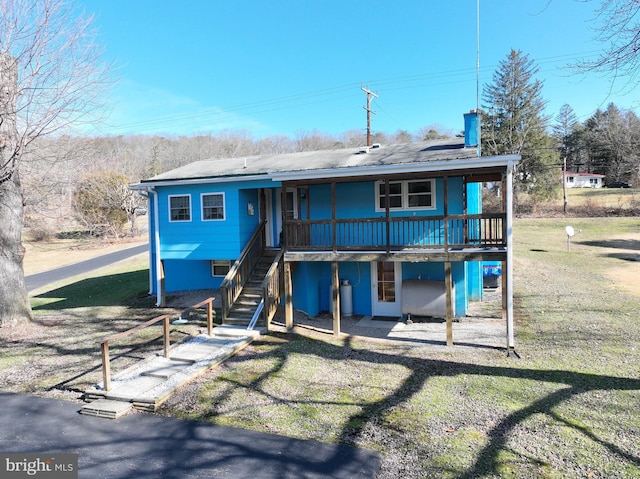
[134,173,271,189]
[270,154,521,182]
[131,153,521,189]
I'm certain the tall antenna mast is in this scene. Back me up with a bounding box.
[476,0,481,156]
[361,85,378,147]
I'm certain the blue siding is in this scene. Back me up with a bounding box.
[305,178,467,248]
[292,260,468,318]
[164,259,223,292]
[308,178,465,220]
[320,262,372,315]
[291,262,322,316]
[157,180,271,260]
[147,174,481,317]
[466,182,483,300]
[148,179,273,294]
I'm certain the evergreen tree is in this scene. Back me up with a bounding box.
[584,103,640,184]
[481,49,559,199]
[553,104,588,173]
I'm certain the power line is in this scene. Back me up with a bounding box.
[99,49,614,135]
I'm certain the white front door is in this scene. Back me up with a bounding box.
[371,261,402,317]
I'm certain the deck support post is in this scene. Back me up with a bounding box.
[332,261,341,336]
[505,166,515,351]
[284,261,293,330]
[445,261,453,346]
[101,342,111,392]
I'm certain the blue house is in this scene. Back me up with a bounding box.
[134,114,521,349]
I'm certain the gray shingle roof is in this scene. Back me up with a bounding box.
[142,138,482,183]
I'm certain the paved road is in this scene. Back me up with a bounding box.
[0,392,380,479]
[25,243,148,292]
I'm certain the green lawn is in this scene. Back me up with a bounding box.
[157,217,640,479]
[5,218,640,478]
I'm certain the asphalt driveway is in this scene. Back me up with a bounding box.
[25,243,148,292]
[0,392,380,479]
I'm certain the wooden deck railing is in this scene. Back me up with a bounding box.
[284,213,505,251]
[261,248,284,329]
[220,221,266,320]
[99,297,214,392]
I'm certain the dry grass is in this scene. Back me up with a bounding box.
[23,233,147,276]
[2,218,640,478]
[156,217,640,478]
[514,188,640,217]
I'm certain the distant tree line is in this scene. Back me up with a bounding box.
[555,102,640,186]
[481,49,639,204]
[20,125,454,236]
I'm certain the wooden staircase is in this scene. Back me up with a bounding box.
[223,248,280,328]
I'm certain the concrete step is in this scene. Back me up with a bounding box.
[140,358,193,379]
[170,339,230,362]
[104,376,166,401]
[82,329,264,418]
[80,399,134,419]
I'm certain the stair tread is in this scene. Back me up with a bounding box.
[223,249,280,326]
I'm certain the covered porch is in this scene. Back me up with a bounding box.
[276,166,516,351]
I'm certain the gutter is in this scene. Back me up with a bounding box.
[135,188,154,295]
[142,186,162,307]
[270,154,522,182]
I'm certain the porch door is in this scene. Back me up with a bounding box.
[371,261,402,317]
[274,187,298,246]
[264,189,275,247]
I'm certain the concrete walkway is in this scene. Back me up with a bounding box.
[0,392,380,479]
[82,325,262,418]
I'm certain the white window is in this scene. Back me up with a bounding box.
[375,179,436,211]
[211,260,231,277]
[169,195,191,222]
[201,193,225,221]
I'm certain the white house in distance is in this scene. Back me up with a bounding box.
[565,171,605,188]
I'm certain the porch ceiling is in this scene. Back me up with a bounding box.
[284,248,508,263]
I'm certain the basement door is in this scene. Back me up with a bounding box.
[370,261,402,317]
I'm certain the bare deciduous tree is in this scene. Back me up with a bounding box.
[0,0,112,326]
[577,0,640,88]
[73,171,142,238]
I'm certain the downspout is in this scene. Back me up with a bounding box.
[149,186,162,307]
[136,188,153,295]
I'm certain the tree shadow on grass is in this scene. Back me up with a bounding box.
[187,332,640,478]
[31,270,151,310]
[577,239,640,251]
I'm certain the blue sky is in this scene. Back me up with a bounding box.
[80,0,639,139]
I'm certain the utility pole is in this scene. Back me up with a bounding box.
[361,86,378,147]
[562,153,568,214]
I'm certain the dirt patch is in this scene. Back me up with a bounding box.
[164,289,221,309]
[601,233,640,297]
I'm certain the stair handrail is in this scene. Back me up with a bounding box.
[99,297,215,392]
[247,298,265,331]
[260,248,285,330]
[220,221,266,320]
